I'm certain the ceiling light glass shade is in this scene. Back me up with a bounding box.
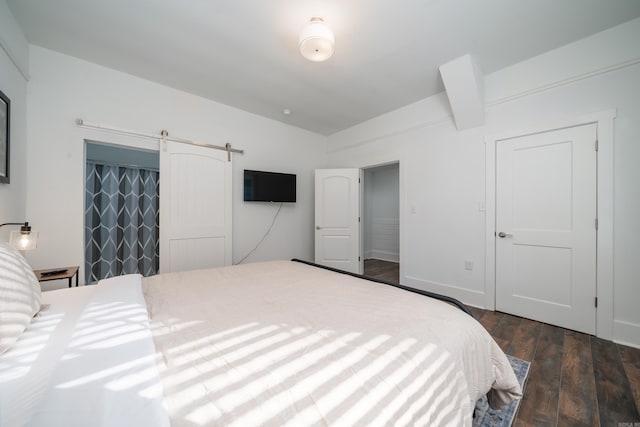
[10,230,38,251]
[299,17,335,62]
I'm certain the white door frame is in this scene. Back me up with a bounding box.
[332,156,404,281]
[361,160,403,279]
[484,109,616,340]
[362,162,401,264]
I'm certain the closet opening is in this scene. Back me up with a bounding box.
[84,141,160,284]
[362,162,400,283]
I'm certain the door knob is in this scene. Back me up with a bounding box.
[497,232,513,238]
[316,226,322,230]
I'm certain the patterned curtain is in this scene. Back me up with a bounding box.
[84,162,160,284]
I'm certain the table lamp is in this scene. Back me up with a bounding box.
[0,221,39,250]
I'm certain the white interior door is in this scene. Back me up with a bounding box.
[496,123,597,334]
[159,141,232,273]
[315,169,362,274]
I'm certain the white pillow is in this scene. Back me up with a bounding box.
[0,242,41,354]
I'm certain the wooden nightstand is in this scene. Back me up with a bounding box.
[34,266,80,288]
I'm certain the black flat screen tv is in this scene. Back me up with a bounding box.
[244,169,296,203]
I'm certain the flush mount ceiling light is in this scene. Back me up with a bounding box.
[299,17,335,62]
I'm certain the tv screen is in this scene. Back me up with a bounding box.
[244,169,296,203]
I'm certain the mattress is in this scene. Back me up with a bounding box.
[143,260,521,427]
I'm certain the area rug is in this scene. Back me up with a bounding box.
[472,354,530,427]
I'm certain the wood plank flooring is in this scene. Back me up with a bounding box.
[363,259,640,427]
[362,258,400,284]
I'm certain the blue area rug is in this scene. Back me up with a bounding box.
[472,354,530,427]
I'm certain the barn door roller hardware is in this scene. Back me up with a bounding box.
[77,119,244,161]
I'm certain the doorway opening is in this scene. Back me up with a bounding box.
[362,162,400,283]
[84,141,160,284]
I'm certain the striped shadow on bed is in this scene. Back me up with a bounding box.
[473,355,530,427]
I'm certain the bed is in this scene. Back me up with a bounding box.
[0,245,521,427]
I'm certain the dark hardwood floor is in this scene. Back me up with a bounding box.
[363,259,640,427]
[363,258,400,283]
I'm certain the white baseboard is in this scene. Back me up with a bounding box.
[366,250,399,263]
[613,320,640,349]
[403,275,485,308]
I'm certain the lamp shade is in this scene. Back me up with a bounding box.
[299,17,334,62]
[9,230,38,251]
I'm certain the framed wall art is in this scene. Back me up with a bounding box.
[0,88,9,184]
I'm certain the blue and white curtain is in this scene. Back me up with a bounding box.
[84,162,160,284]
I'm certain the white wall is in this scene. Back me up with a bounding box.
[24,46,327,289]
[86,141,159,170]
[327,18,640,347]
[8,6,640,347]
[363,164,399,262]
[0,0,28,240]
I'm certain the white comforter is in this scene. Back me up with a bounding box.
[0,275,169,427]
[143,260,521,427]
[0,261,520,426]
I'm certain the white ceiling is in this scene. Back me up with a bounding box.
[8,0,640,135]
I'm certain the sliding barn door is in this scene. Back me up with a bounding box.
[159,142,232,273]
